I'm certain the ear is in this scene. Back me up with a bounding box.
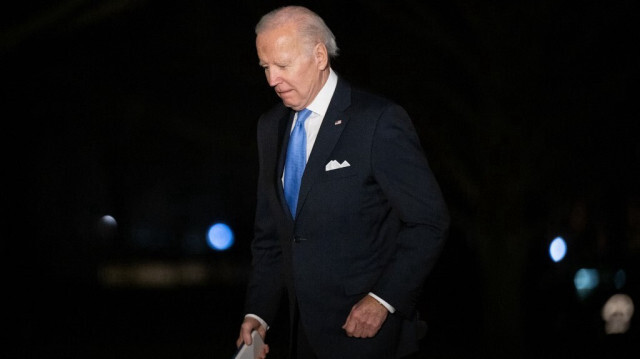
[314,43,329,70]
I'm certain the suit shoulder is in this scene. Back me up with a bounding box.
[349,86,404,116]
[257,102,289,132]
[260,102,289,121]
[350,84,400,107]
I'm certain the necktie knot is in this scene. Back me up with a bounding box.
[296,108,312,126]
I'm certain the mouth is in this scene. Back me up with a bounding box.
[276,88,292,96]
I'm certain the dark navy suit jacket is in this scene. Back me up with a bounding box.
[245,77,450,358]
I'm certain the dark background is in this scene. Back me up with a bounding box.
[3,0,639,358]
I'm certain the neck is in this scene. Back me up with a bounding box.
[301,67,330,110]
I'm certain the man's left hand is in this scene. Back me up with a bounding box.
[342,295,389,338]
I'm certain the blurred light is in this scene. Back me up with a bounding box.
[99,261,210,288]
[602,294,634,334]
[574,268,599,290]
[100,215,117,227]
[207,223,234,251]
[614,269,627,290]
[97,214,118,239]
[574,268,599,299]
[549,236,567,262]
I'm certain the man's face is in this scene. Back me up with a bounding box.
[256,23,325,111]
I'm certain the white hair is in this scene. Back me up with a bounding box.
[255,6,339,59]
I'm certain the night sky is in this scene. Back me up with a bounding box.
[3,1,639,358]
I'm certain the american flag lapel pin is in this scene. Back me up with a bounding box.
[334,120,342,125]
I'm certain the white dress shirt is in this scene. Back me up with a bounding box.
[287,67,338,165]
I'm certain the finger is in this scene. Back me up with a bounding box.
[342,310,352,328]
[241,325,254,346]
[342,317,355,336]
[345,319,360,337]
[353,324,361,337]
[257,326,267,341]
[236,326,247,348]
[343,306,360,333]
[362,325,376,338]
[258,344,270,359]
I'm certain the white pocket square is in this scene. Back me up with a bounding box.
[325,160,351,171]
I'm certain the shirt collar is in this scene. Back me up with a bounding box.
[306,68,338,117]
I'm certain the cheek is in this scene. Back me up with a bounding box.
[292,71,312,93]
[291,64,311,84]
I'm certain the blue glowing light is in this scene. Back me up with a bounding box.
[574,268,599,291]
[207,223,234,251]
[614,269,627,290]
[549,236,567,262]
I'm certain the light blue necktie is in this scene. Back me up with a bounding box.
[284,108,312,217]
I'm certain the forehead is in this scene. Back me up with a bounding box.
[256,24,304,61]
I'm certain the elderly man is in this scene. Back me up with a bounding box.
[236,5,449,358]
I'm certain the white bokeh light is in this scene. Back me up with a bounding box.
[549,236,567,262]
[602,294,634,334]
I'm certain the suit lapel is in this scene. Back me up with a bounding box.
[296,79,352,217]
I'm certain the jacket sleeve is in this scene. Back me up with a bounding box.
[243,115,286,326]
[370,104,450,318]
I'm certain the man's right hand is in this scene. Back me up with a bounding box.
[236,317,269,358]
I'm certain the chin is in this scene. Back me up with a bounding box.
[283,101,301,110]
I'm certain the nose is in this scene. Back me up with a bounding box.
[266,68,281,87]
